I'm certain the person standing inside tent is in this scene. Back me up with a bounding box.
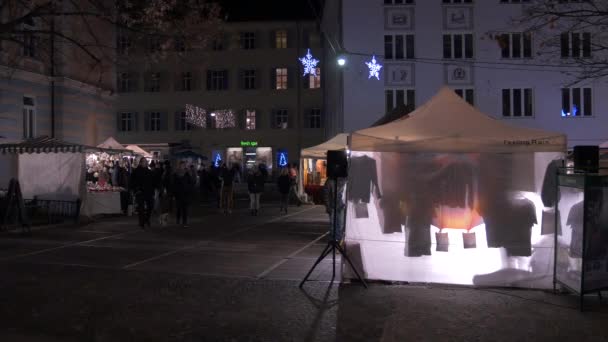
[131,158,155,229]
[172,161,194,228]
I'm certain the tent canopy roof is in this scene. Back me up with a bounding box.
[0,136,93,154]
[97,137,128,151]
[301,133,349,159]
[351,88,567,153]
[125,145,152,158]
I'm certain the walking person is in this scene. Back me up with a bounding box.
[247,168,265,216]
[288,163,302,206]
[131,158,155,229]
[198,164,210,203]
[220,163,236,214]
[172,161,194,228]
[116,160,130,215]
[277,168,291,214]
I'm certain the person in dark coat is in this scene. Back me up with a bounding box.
[116,160,130,215]
[247,168,265,216]
[220,163,236,215]
[277,168,291,213]
[198,164,210,202]
[172,161,194,227]
[130,158,155,228]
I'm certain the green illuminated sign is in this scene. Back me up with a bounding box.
[240,141,258,147]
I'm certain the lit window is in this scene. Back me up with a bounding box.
[308,68,321,89]
[276,30,287,48]
[501,88,533,117]
[275,109,288,129]
[561,88,592,117]
[246,109,256,130]
[275,68,288,90]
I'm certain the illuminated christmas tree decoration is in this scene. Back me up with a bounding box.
[365,55,382,80]
[278,152,288,167]
[299,49,319,76]
[213,153,222,167]
[185,104,207,128]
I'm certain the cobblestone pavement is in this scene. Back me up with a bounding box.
[0,201,606,341]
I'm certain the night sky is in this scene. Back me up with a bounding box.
[220,0,323,22]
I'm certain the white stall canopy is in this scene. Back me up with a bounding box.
[345,88,567,289]
[97,137,128,152]
[301,133,349,159]
[350,87,566,153]
[125,145,152,158]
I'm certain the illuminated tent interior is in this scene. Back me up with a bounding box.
[96,137,128,152]
[299,134,348,203]
[345,87,567,288]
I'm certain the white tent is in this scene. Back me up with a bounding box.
[97,137,128,151]
[125,144,152,158]
[301,133,349,159]
[344,88,567,289]
[351,87,566,153]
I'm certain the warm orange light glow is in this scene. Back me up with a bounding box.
[433,206,483,230]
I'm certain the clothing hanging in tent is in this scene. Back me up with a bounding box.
[348,155,381,204]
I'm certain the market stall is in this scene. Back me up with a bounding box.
[300,134,348,203]
[125,144,153,159]
[344,87,567,289]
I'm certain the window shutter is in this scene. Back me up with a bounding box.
[174,72,181,91]
[302,73,309,89]
[161,112,168,131]
[287,29,295,48]
[144,112,150,131]
[288,109,294,129]
[270,68,276,89]
[224,70,229,90]
[303,29,310,48]
[238,109,246,129]
[133,112,139,131]
[270,109,276,129]
[131,72,139,92]
[116,113,122,131]
[160,71,168,91]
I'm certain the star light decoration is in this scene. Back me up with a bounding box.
[365,55,382,80]
[185,104,207,128]
[299,49,319,76]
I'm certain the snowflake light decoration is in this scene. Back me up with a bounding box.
[365,55,382,80]
[299,49,319,76]
[212,109,236,129]
[185,104,207,128]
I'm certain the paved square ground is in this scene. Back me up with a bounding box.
[0,202,606,341]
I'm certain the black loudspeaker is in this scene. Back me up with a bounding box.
[327,150,348,179]
[573,145,599,173]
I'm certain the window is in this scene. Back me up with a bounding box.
[384,34,415,60]
[385,89,415,114]
[500,0,531,3]
[148,112,161,131]
[308,68,321,89]
[178,111,192,131]
[117,33,130,55]
[454,89,475,105]
[243,69,256,90]
[561,32,591,58]
[246,109,256,130]
[275,30,288,48]
[146,72,160,92]
[206,70,229,90]
[499,33,532,58]
[443,0,472,3]
[181,72,192,91]
[118,72,131,93]
[561,87,592,117]
[275,68,288,90]
[384,0,414,4]
[443,34,474,59]
[240,32,256,49]
[22,96,35,139]
[501,88,533,117]
[275,109,288,129]
[119,112,134,132]
[308,109,322,128]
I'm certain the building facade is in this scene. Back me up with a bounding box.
[115,18,325,172]
[323,0,608,147]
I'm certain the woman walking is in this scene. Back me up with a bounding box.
[172,161,194,228]
[277,168,291,214]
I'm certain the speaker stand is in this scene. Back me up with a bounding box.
[299,177,368,289]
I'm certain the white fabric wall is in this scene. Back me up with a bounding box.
[0,154,18,189]
[344,151,563,289]
[18,153,84,201]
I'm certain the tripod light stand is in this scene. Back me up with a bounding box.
[299,151,368,288]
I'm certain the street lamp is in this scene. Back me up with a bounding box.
[337,56,346,66]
